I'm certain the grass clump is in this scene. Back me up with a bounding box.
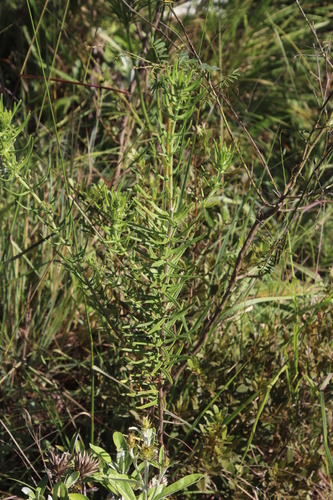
[1,0,333,498]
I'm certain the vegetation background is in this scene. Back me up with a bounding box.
[1,0,333,498]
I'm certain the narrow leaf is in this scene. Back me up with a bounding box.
[90,443,112,464]
[154,474,202,499]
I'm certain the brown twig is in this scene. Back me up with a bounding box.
[295,0,333,71]
[19,74,131,95]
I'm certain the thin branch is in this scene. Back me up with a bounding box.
[170,87,333,385]
[295,0,333,70]
[169,5,275,207]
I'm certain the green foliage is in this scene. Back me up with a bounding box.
[21,421,202,500]
[1,0,333,498]
[197,405,234,472]
[0,96,32,180]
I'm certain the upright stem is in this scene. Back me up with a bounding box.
[158,104,176,445]
[157,377,164,446]
[144,459,149,499]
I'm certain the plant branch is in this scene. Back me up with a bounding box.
[170,81,333,385]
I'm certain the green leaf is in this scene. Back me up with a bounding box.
[22,487,35,499]
[35,475,48,497]
[90,443,112,464]
[107,469,143,486]
[159,445,165,466]
[65,471,80,489]
[103,470,140,500]
[69,432,84,454]
[53,482,69,500]
[148,483,164,499]
[68,495,89,500]
[199,63,220,71]
[320,390,333,474]
[154,474,203,499]
[38,475,49,490]
[118,449,132,474]
[204,208,214,227]
[136,398,158,409]
[113,431,128,451]
[236,383,249,393]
